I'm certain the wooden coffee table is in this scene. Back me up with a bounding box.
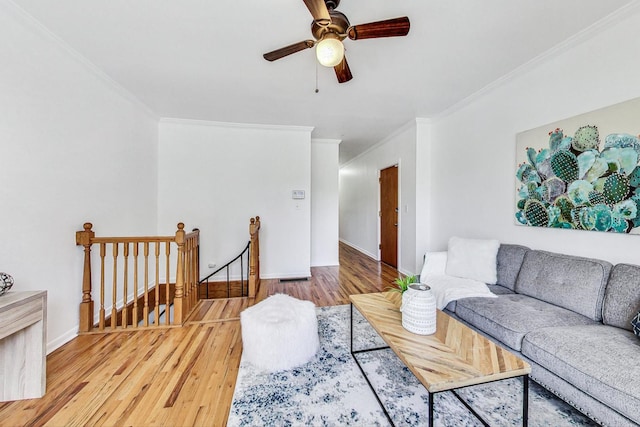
[350,292,531,427]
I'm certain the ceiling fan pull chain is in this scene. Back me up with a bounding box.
[315,60,320,93]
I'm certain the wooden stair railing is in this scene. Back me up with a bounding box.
[75,222,200,333]
[198,216,261,299]
[198,216,262,299]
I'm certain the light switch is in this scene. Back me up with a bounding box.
[292,190,305,199]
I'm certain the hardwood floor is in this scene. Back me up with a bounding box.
[0,242,399,427]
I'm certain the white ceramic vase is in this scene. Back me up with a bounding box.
[400,283,436,335]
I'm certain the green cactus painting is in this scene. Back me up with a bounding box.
[516,125,640,234]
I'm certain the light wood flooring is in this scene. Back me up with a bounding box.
[0,242,399,427]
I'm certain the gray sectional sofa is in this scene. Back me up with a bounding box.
[443,244,640,427]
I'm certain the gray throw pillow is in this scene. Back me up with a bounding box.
[632,311,640,338]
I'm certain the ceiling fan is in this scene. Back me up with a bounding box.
[263,0,410,83]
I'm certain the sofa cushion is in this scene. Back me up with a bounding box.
[496,244,529,291]
[444,285,513,314]
[443,301,456,312]
[487,284,515,295]
[522,324,640,422]
[602,263,640,331]
[514,250,611,321]
[455,293,596,351]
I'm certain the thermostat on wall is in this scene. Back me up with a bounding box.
[292,190,305,199]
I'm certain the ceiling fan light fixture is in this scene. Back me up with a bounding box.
[316,35,344,67]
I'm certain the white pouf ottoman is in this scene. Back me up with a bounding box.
[240,294,319,372]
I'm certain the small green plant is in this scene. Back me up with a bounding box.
[387,275,418,293]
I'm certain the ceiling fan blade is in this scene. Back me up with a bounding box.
[263,40,315,62]
[347,17,410,40]
[334,56,353,83]
[302,0,331,26]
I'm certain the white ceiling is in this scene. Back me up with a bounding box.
[11,0,636,163]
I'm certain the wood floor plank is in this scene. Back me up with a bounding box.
[0,242,397,426]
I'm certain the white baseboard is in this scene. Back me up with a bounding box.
[261,271,312,280]
[310,261,340,267]
[397,267,414,277]
[339,239,378,261]
[47,327,78,355]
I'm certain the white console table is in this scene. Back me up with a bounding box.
[0,291,47,401]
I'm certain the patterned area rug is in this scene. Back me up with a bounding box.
[228,304,597,426]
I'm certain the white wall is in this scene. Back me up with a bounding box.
[158,120,313,279]
[0,3,158,352]
[339,121,418,274]
[427,8,640,264]
[415,119,433,270]
[311,139,340,267]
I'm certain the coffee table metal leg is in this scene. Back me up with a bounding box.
[428,392,434,427]
[350,303,354,354]
[350,303,395,426]
[523,375,529,427]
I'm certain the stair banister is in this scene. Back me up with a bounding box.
[249,216,261,298]
[76,222,199,333]
[173,222,186,324]
[76,223,95,333]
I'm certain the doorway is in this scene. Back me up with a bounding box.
[379,165,398,268]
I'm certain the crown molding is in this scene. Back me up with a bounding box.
[433,0,640,122]
[5,0,158,121]
[159,117,314,133]
[312,138,341,145]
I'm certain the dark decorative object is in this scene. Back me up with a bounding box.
[632,311,640,338]
[0,272,14,296]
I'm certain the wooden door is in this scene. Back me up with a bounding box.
[380,165,398,267]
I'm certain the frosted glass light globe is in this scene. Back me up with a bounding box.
[316,37,344,67]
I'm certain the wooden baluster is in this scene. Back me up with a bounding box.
[187,237,193,310]
[174,223,186,324]
[154,241,160,326]
[165,241,171,325]
[122,242,129,329]
[194,234,200,303]
[143,242,149,327]
[191,238,197,307]
[111,243,118,330]
[193,229,200,302]
[76,223,95,333]
[133,242,139,328]
[185,238,190,312]
[99,243,106,331]
[191,237,195,308]
[186,238,190,310]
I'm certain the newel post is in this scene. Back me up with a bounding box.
[174,222,186,324]
[248,216,261,298]
[76,223,95,333]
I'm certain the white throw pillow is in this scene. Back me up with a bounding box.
[419,251,448,280]
[445,236,500,284]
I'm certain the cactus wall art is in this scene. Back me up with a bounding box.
[515,97,640,234]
